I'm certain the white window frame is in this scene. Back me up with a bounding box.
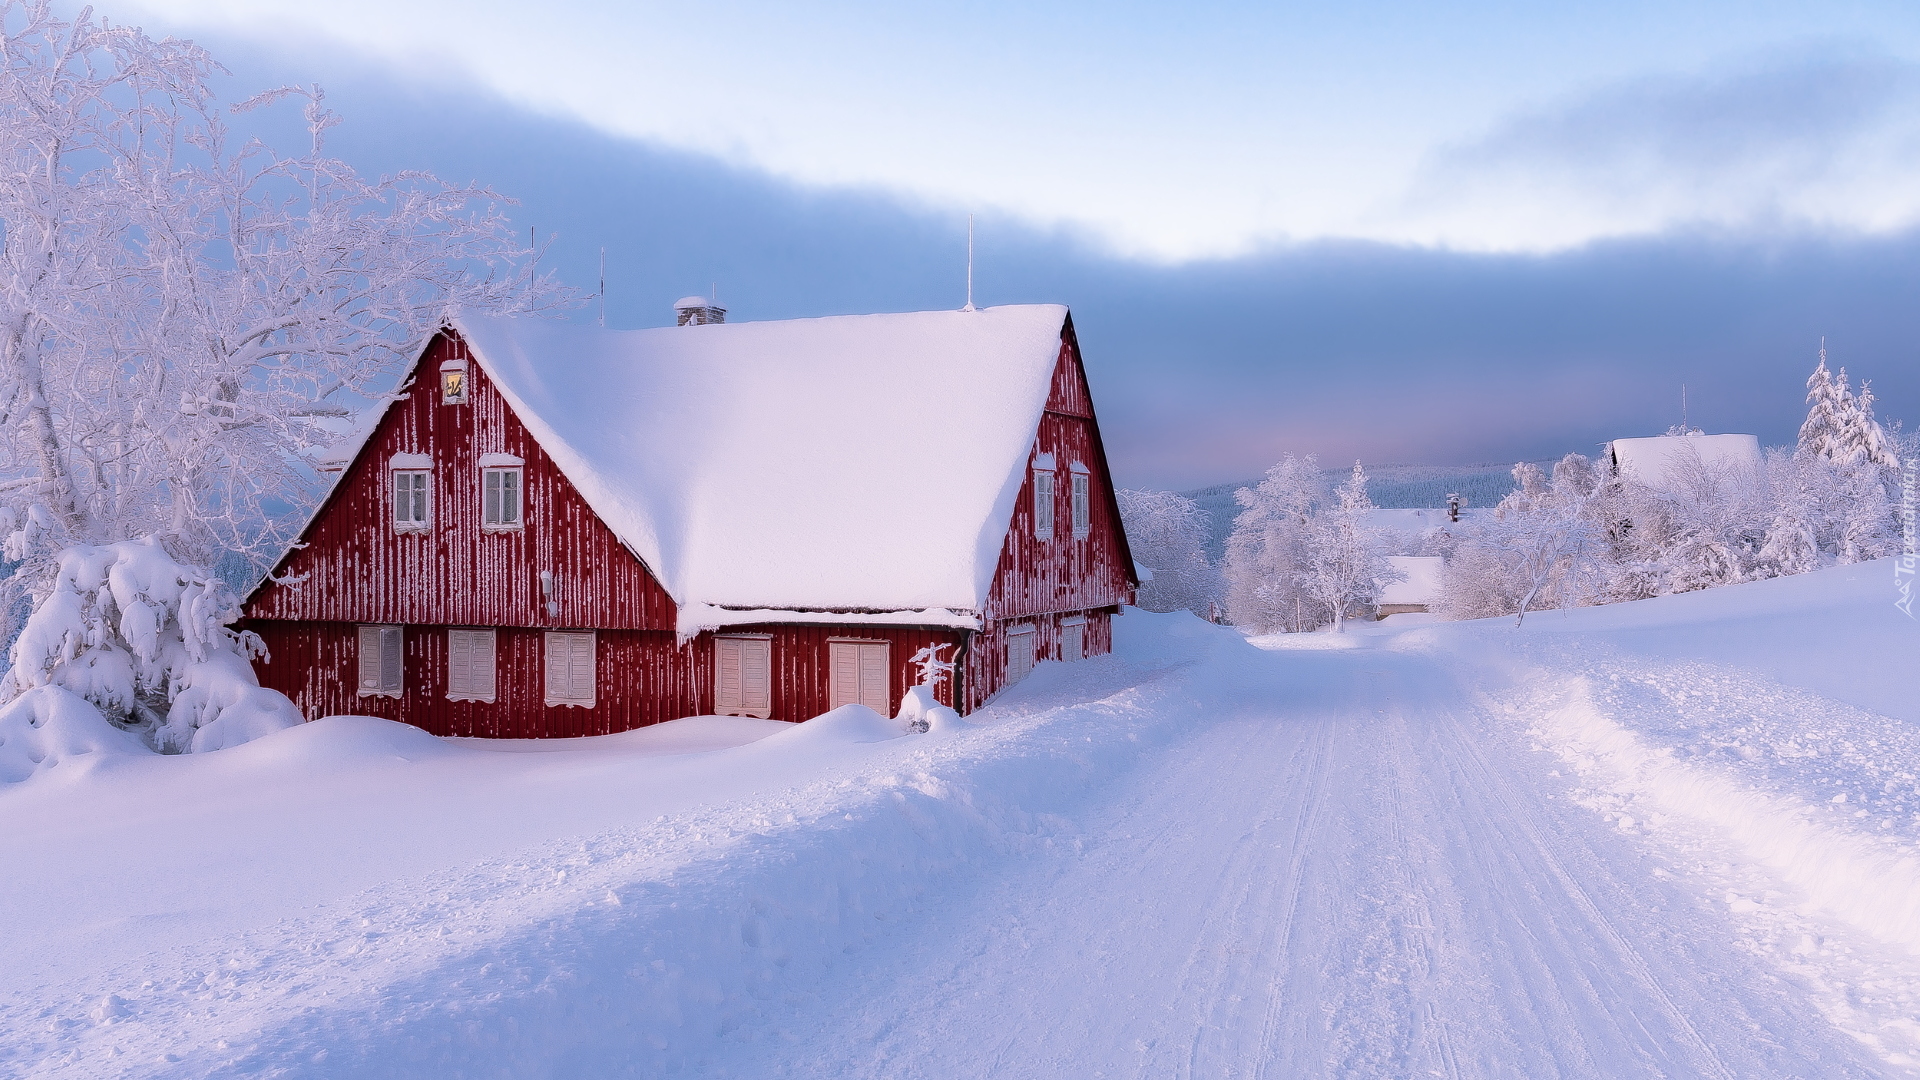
[1033,469,1055,541]
[1005,624,1037,685]
[446,628,498,703]
[391,470,431,532]
[357,624,403,698]
[439,357,469,404]
[482,466,524,531]
[714,634,774,719]
[1060,615,1087,663]
[1070,469,1091,539]
[544,631,595,708]
[827,638,891,713]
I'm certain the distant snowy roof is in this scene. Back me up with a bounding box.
[672,296,714,310]
[1610,434,1761,493]
[1380,556,1442,606]
[455,306,1070,634]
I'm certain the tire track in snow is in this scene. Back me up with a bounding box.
[712,642,1886,1078]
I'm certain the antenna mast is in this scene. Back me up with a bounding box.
[598,247,606,328]
[963,214,975,312]
[1682,384,1688,431]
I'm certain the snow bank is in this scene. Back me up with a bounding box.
[0,611,1257,1076]
[0,686,147,786]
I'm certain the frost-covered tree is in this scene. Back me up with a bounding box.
[1299,461,1396,632]
[0,3,563,596]
[1117,489,1220,617]
[0,2,567,748]
[1438,455,1607,623]
[1223,455,1325,633]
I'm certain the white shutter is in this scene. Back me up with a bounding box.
[448,630,471,698]
[570,633,594,704]
[858,643,889,713]
[545,632,595,707]
[715,638,744,714]
[447,629,497,703]
[829,642,859,709]
[381,626,403,695]
[1006,628,1035,685]
[716,636,772,718]
[741,638,771,717]
[357,625,384,695]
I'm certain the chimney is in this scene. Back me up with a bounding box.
[673,295,726,326]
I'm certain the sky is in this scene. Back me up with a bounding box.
[110,1,1920,489]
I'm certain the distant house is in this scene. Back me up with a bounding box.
[242,304,1136,737]
[1609,433,1762,493]
[1377,556,1443,617]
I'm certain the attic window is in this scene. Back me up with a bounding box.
[440,358,469,404]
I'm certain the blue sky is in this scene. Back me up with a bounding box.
[114,1,1920,488]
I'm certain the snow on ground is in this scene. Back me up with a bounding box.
[4,562,1920,1077]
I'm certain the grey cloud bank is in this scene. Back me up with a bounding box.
[217,37,1920,492]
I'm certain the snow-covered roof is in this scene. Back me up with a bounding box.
[454,306,1071,634]
[1610,433,1761,493]
[673,296,715,310]
[1380,556,1443,606]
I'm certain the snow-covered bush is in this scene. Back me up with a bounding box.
[1117,489,1222,617]
[2,539,301,753]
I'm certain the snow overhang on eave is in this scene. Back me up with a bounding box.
[676,603,981,641]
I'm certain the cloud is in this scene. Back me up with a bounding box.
[1384,48,1920,249]
[119,23,1920,491]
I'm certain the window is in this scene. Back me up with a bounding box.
[483,467,523,530]
[714,635,773,718]
[544,631,595,707]
[828,640,890,713]
[1033,469,1055,540]
[1060,616,1086,663]
[440,360,468,404]
[392,471,430,531]
[357,624,403,698]
[1005,626,1036,685]
[446,628,497,703]
[1070,471,1091,538]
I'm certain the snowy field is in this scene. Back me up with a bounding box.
[5,561,1920,1078]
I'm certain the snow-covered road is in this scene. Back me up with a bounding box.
[7,563,1920,1077]
[698,641,1884,1078]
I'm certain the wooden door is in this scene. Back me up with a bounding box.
[715,636,773,718]
[829,640,890,713]
[1006,628,1036,685]
[1061,619,1085,663]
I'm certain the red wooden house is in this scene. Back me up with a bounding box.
[242,303,1135,737]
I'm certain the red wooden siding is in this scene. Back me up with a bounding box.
[980,328,1133,625]
[246,312,1134,735]
[246,332,676,632]
[961,609,1114,713]
[250,622,704,737]
[702,624,965,721]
